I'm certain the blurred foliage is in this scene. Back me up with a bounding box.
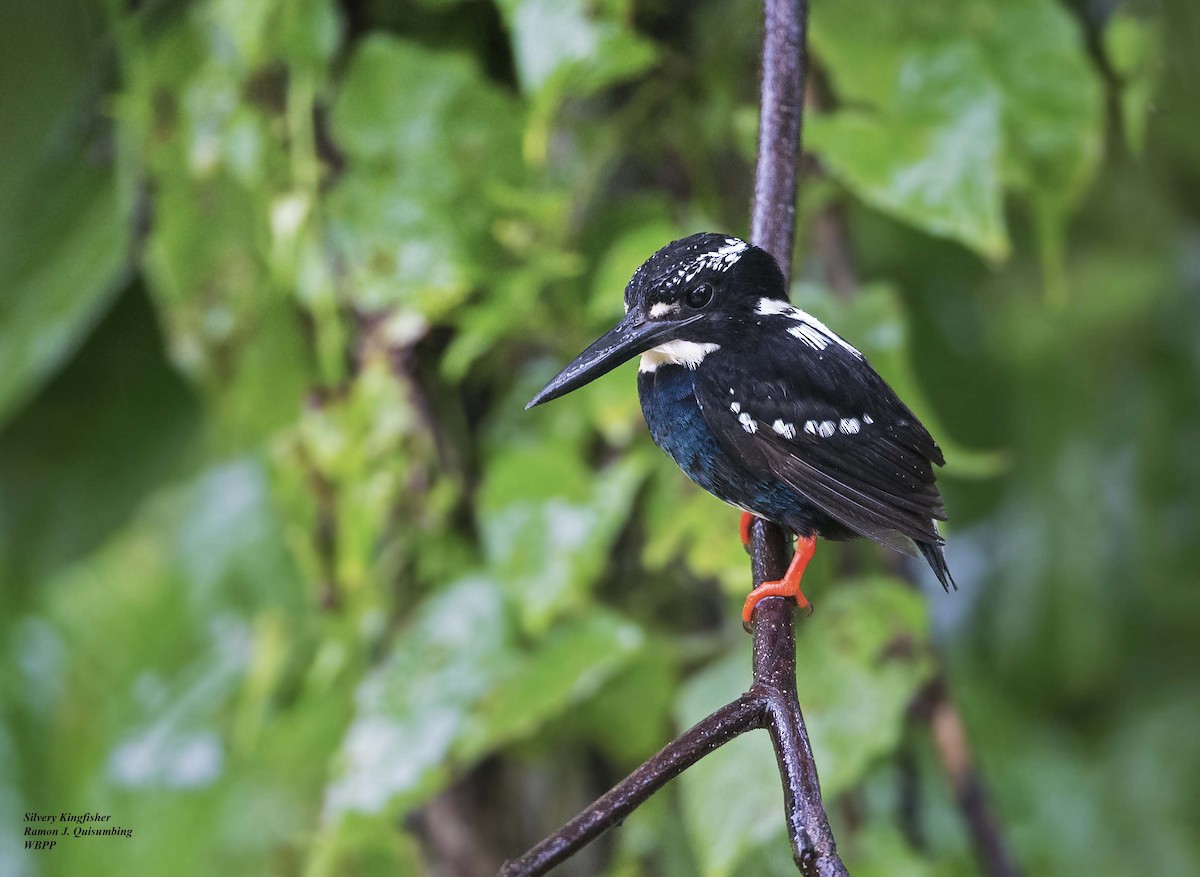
[1,1,1197,876]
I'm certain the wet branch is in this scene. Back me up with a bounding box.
[746,1,846,871]
[498,695,763,876]
[500,2,849,875]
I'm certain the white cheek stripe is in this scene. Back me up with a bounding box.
[639,340,721,372]
[756,298,862,358]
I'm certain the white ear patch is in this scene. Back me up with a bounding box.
[755,298,863,358]
[639,340,721,372]
[755,298,797,317]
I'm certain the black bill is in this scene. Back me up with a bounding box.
[526,311,699,409]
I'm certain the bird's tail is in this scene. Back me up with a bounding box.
[918,540,957,592]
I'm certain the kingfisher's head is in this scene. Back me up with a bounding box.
[527,233,785,409]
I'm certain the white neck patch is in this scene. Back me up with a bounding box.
[639,340,721,372]
[755,297,862,358]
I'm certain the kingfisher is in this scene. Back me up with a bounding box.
[527,233,954,627]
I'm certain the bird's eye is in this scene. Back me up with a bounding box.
[686,283,714,309]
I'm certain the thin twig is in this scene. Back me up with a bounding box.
[498,697,764,876]
[499,2,849,874]
[914,679,1024,877]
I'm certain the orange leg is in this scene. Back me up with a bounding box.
[742,534,817,628]
[739,511,756,551]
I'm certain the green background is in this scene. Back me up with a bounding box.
[1,1,1196,875]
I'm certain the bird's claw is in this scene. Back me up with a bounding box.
[739,511,755,554]
[740,534,817,631]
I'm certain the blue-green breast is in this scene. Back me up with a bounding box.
[636,363,830,536]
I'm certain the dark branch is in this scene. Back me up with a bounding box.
[751,0,806,276]
[747,2,847,874]
[915,679,1024,877]
[744,502,846,875]
[499,2,851,874]
[498,696,763,876]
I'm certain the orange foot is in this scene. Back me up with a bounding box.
[739,511,756,552]
[742,534,817,629]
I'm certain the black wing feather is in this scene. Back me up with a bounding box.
[694,335,948,555]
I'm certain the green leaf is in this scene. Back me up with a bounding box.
[115,2,347,441]
[177,459,307,612]
[1104,10,1161,156]
[322,578,514,819]
[810,0,1103,261]
[0,161,129,426]
[791,578,935,797]
[323,585,644,822]
[457,609,645,760]
[328,36,523,315]
[16,456,343,877]
[843,825,964,877]
[568,638,675,767]
[496,0,658,97]
[0,1,127,427]
[983,0,1103,207]
[479,444,646,632]
[953,679,1200,875]
[808,45,1007,260]
[642,465,749,595]
[0,290,201,583]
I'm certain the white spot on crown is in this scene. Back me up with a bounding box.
[667,237,750,288]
